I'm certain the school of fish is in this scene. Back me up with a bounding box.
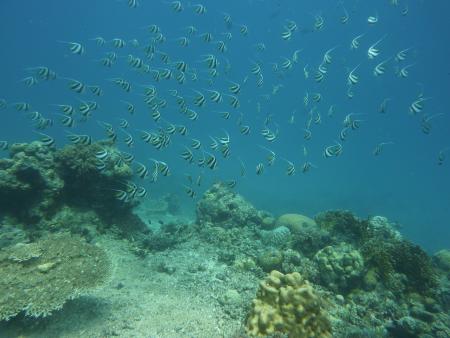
[0,0,448,203]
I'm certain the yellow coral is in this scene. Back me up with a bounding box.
[246,270,331,338]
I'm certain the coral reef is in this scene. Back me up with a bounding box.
[315,210,370,244]
[314,243,365,292]
[258,225,291,248]
[194,196,450,337]
[257,249,284,272]
[246,270,331,337]
[1,160,449,338]
[361,237,438,294]
[433,249,450,271]
[275,213,317,233]
[367,215,402,241]
[0,142,63,223]
[55,142,133,219]
[0,233,110,321]
[196,183,269,229]
[0,141,147,237]
[290,219,332,257]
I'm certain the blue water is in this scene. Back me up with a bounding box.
[1,0,449,252]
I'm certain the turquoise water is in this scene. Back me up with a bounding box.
[0,0,449,252]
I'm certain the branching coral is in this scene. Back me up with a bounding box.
[361,238,438,294]
[315,210,369,244]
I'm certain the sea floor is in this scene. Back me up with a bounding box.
[1,230,249,338]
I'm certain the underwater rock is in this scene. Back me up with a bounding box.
[283,252,320,282]
[275,213,316,233]
[368,215,402,241]
[232,256,259,272]
[0,142,63,223]
[6,242,42,262]
[220,289,242,306]
[0,224,28,249]
[387,316,429,337]
[0,141,147,238]
[246,270,331,337]
[163,193,181,214]
[314,243,365,293]
[0,233,111,321]
[362,268,380,291]
[433,249,450,271]
[257,248,284,272]
[140,222,190,252]
[156,261,176,274]
[55,142,134,218]
[258,225,291,248]
[39,206,103,239]
[55,141,131,180]
[290,218,332,257]
[260,216,276,230]
[315,210,370,244]
[361,238,438,295]
[196,183,267,228]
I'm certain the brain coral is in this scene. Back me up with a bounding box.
[314,243,365,292]
[0,233,111,321]
[246,270,331,337]
[275,213,317,233]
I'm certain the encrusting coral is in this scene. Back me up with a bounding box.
[246,270,331,338]
[0,233,111,321]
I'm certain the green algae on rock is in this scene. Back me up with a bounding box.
[0,233,111,321]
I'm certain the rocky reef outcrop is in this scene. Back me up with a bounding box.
[0,141,146,237]
[196,183,270,229]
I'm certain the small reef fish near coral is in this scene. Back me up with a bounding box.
[0,0,450,337]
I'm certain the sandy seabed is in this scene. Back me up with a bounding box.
[0,234,245,338]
